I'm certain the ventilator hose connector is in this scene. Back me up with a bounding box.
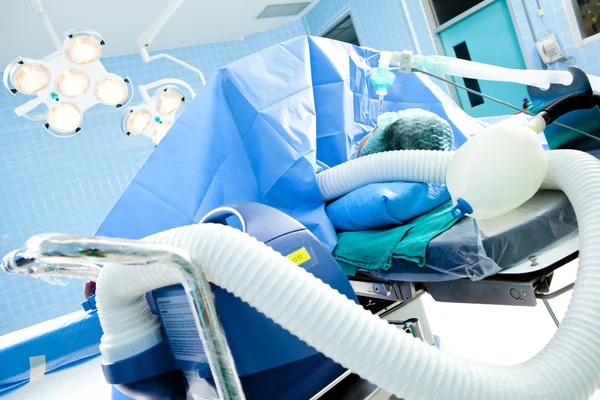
[538,92,600,125]
[114,149,600,399]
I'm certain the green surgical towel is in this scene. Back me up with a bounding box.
[333,201,460,276]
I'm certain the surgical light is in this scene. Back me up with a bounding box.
[122,79,194,145]
[65,36,102,65]
[3,24,132,138]
[155,88,183,115]
[95,76,128,106]
[56,69,89,98]
[151,120,173,145]
[12,63,51,95]
[126,108,154,135]
[47,102,82,133]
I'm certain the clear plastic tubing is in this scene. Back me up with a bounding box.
[413,54,600,92]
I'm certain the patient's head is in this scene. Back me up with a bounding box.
[359,109,454,157]
[357,126,375,156]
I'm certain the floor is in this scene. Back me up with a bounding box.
[5,258,599,400]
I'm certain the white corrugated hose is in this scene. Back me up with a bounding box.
[95,263,181,362]
[97,149,600,399]
[316,150,453,201]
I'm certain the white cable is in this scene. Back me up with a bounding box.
[30,0,62,51]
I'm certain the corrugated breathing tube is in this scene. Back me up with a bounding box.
[96,149,600,399]
[96,264,181,362]
[537,93,600,125]
[317,150,454,201]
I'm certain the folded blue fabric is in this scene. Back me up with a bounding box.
[325,182,451,231]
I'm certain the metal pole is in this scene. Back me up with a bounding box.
[2,234,245,399]
[542,298,561,328]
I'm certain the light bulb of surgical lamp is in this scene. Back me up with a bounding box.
[95,76,128,106]
[65,37,102,65]
[12,63,51,95]
[152,121,173,144]
[155,89,183,115]
[126,109,153,134]
[47,103,82,133]
[56,69,89,98]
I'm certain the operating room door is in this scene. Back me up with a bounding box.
[436,0,528,117]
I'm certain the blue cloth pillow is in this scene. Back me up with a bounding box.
[326,182,451,231]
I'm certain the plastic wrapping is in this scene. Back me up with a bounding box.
[362,189,577,282]
[2,237,102,283]
[31,274,71,286]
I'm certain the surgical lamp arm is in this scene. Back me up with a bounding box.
[138,0,207,86]
[392,51,600,92]
[14,97,48,121]
[30,0,62,51]
[138,0,185,50]
[138,78,196,104]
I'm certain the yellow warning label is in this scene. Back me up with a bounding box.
[286,247,311,266]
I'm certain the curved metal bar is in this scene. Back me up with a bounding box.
[542,298,561,328]
[2,248,102,281]
[536,282,575,300]
[2,233,245,400]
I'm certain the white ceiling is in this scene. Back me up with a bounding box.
[0,0,316,68]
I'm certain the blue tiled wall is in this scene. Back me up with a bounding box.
[0,20,307,336]
[303,0,437,55]
[303,0,443,92]
[510,0,600,77]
